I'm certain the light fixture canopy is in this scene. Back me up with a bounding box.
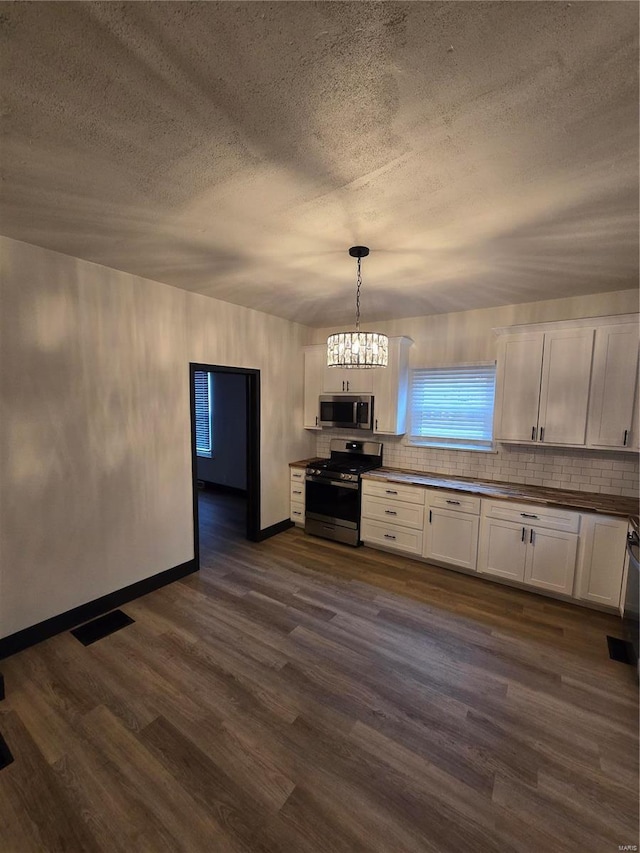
[327,246,388,369]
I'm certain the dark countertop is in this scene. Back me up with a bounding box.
[361,467,639,518]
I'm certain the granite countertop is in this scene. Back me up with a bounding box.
[362,467,638,518]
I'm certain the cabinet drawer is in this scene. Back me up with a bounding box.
[290,468,306,483]
[362,480,425,505]
[362,495,425,530]
[481,499,579,533]
[290,501,305,523]
[361,519,423,555]
[427,490,480,515]
[290,482,305,504]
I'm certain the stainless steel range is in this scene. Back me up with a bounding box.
[305,439,383,546]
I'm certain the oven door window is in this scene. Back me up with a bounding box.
[306,479,359,527]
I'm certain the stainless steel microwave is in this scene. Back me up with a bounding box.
[319,395,373,430]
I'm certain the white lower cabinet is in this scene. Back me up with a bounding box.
[359,476,627,611]
[477,518,528,581]
[423,490,480,571]
[290,467,306,525]
[361,480,425,556]
[523,527,578,594]
[478,500,580,595]
[574,514,628,607]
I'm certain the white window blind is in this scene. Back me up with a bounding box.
[409,364,496,450]
[194,371,212,457]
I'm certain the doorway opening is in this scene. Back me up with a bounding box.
[189,363,260,570]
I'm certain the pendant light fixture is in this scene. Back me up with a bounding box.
[327,246,388,368]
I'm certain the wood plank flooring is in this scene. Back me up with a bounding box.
[1,490,638,852]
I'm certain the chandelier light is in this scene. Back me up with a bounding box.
[327,246,388,369]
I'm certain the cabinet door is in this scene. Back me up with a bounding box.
[575,514,627,607]
[423,507,479,571]
[494,334,544,442]
[538,328,594,445]
[303,346,324,428]
[477,518,527,581]
[587,324,639,449]
[523,527,578,594]
[372,337,411,435]
[323,365,373,393]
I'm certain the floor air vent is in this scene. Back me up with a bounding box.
[71,610,134,646]
[606,635,635,665]
[0,732,14,770]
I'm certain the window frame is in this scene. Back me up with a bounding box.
[407,362,497,452]
[194,370,213,458]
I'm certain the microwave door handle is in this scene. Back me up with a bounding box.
[353,401,359,424]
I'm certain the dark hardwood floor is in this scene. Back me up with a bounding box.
[1,490,638,852]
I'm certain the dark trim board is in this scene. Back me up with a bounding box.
[258,519,294,541]
[0,559,196,662]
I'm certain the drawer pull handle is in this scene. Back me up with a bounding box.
[446,500,461,505]
[531,426,536,441]
[530,529,535,544]
[520,513,538,519]
[521,526,525,542]
[293,490,302,495]
[429,510,432,523]
[624,429,629,446]
[385,489,398,495]
[293,511,301,516]
[384,510,397,515]
[384,534,396,540]
[539,427,545,442]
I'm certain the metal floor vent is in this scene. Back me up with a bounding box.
[606,635,635,665]
[0,732,14,770]
[71,609,134,646]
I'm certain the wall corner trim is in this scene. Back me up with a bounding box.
[0,559,197,661]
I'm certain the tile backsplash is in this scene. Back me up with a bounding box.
[316,432,639,498]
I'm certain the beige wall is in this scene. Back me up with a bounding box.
[310,289,639,365]
[0,237,315,638]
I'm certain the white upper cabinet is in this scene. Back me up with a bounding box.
[323,364,373,394]
[538,328,594,446]
[586,324,639,449]
[494,333,545,442]
[303,345,324,429]
[494,316,638,448]
[372,336,412,435]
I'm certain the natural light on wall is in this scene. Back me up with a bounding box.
[409,364,496,450]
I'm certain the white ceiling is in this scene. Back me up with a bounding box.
[1,2,638,327]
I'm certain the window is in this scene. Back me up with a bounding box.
[409,364,496,450]
[194,370,212,457]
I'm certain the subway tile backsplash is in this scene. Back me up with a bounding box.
[316,432,639,498]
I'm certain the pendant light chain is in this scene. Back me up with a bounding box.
[326,245,389,369]
[355,256,362,331]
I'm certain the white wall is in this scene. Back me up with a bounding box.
[312,290,639,496]
[0,236,315,639]
[196,372,247,490]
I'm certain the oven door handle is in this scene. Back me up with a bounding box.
[627,531,640,571]
[305,476,359,490]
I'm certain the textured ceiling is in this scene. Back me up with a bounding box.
[1,2,638,327]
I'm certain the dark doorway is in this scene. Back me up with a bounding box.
[189,363,260,570]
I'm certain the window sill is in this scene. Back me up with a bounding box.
[405,440,498,454]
